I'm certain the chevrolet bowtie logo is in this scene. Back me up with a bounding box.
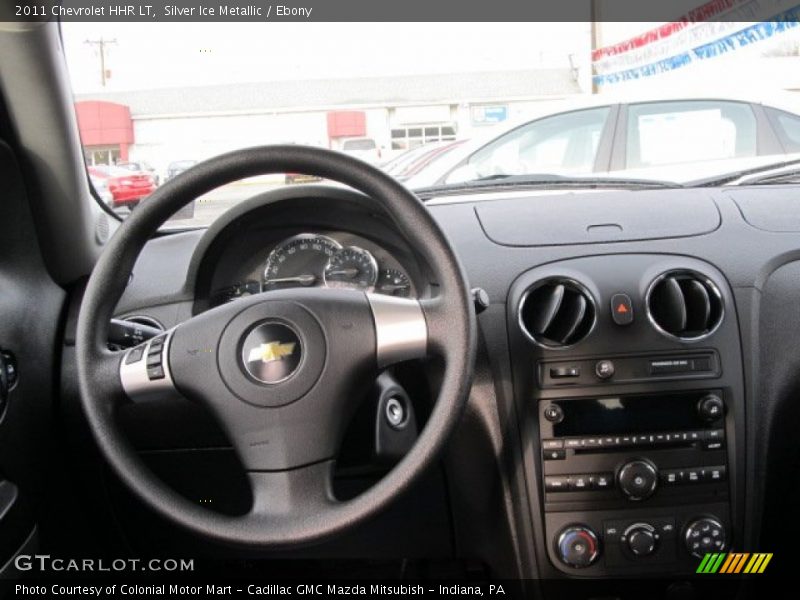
[248,341,296,364]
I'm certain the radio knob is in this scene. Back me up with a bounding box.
[697,394,724,422]
[555,525,600,568]
[623,523,659,557]
[684,517,727,558]
[618,459,658,501]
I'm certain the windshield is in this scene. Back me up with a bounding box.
[61,21,800,226]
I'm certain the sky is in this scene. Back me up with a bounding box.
[61,23,593,93]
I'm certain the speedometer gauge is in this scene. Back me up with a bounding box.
[323,246,378,291]
[263,234,341,289]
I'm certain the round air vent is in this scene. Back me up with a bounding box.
[122,315,164,331]
[646,271,723,340]
[519,279,596,348]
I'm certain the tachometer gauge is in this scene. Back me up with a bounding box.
[376,268,412,297]
[263,234,341,289]
[323,246,378,291]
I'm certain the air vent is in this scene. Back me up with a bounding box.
[647,271,723,340]
[123,315,164,331]
[519,279,596,348]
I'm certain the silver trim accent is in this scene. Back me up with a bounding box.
[120,329,177,401]
[366,294,428,368]
[645,270,725,343]
[517,277,597,350]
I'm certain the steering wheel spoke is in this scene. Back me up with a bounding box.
[248,461,337,521]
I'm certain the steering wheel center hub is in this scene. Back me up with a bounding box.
[241,322,303,385]
[215,300,326,408]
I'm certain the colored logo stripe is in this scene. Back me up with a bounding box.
[698,553,773,574]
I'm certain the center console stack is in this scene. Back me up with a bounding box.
[506,255,744,579]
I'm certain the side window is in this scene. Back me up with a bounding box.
[765,107,800,152]
[626,101,757,168]
[462,107,610,179]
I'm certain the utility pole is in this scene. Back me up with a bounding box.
[84,37,117,87]
[590,1,601,94]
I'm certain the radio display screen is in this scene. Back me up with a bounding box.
[552,393,705,437]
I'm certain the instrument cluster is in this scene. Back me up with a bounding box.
[210,232,417,306]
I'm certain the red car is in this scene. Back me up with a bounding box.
[88,165,155,209]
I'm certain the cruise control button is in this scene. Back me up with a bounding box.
[147,365,165,380]
[610,293,634,325]
[146,353,162,367]
[125,345,146,365]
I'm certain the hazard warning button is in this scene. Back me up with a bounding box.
[610,293,634,326]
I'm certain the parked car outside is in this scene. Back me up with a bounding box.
[89,174,113,205]
[117,160,160,186]
[403,91,800,189]
[88,165,155,209]
[339,137,381,163]
[165,160,198,181]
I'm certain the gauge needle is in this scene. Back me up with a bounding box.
[326,268,359,278]
[264,274,317,286]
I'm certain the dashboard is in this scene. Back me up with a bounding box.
[96,182,800,590]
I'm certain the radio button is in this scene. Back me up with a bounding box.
[592,473,613,490]
[687,431,703,442]
[565,438,583,449]
[595,359,616,379]
[705,465,727,482]
[620,435,634,446]
[544,476,569,492]
[570,475,591,491]
[542,439,564,450]
[543,448,566,461]
[661,469,682,485]
[543,404,564,423]
[686,469,703,483]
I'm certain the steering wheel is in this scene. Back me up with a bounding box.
[76,146,476,547]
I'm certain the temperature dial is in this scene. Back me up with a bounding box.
[555,525,600,568]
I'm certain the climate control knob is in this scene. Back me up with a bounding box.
[623,523,659,557]
[684,517,727,558]
[556,525,600,568]
[618,459,658,501]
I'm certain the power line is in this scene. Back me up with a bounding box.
[84,37,117,87]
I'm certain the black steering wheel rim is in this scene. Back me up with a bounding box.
[76,145,476,547]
